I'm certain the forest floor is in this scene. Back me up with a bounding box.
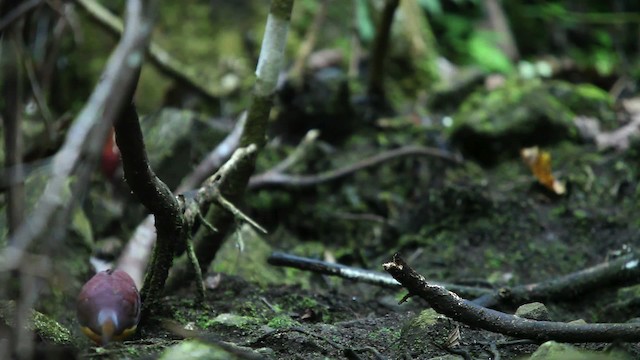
[4,2,639,359]
[70,98,640,359]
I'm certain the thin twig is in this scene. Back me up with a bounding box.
[269,129,320,174]
[214,192,267,234]
[249,145,462,189]
[176,113,246,193]
[182,145,266,235]
[384,253,640,343]
[260,297,278,313]
[268,252,492,299]
[19,46,55,137]
[203,145,258,189]
[253,326,344,352]
[197,211,218,234]
[39,2,77,98]
[289,0,329,79]
[185,235,205,305]
[0,0,43,32]
[2,33,25,236]
[487,342,501,360]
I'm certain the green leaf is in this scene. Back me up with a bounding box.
[468,31,514,73]
[593,50,616,75]
[539,3,567,19]
[356,0,375,43]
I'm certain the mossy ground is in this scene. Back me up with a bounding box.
[60,106,640,359]
[7,2,640,357]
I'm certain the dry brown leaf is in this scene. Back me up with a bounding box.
[445,325,461,348]
[520,146,566,195]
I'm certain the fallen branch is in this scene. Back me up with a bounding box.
[473,251,640,308]
[268,252,492,299]
[384,253,640,343]
[249,145,462,189]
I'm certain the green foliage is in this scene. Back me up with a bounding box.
[267,314,299,329]
[429,11,513,74]
[566,29,619,76]
[355,0,375,43]
[449,78,617,164]
[435,13,473,59]
[468,31,514,73]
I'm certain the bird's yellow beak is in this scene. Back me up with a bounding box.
[101,318,116,346]
[97,309,119,346]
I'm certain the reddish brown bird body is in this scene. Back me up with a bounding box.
[77,269,141,345]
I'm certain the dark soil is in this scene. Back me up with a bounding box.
[72,134,640,359]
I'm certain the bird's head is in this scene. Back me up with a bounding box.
[77,269,141,346]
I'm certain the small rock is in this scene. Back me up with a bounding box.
[515,302,550,321]
[399,309,457,355]
[427,355,464,360]
[213,225,282,286]
[528,341,582,360]
[160,340,255,360]
[209,313,257,328]
[529,341,632,360]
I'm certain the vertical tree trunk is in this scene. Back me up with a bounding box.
[1,32,25,237]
